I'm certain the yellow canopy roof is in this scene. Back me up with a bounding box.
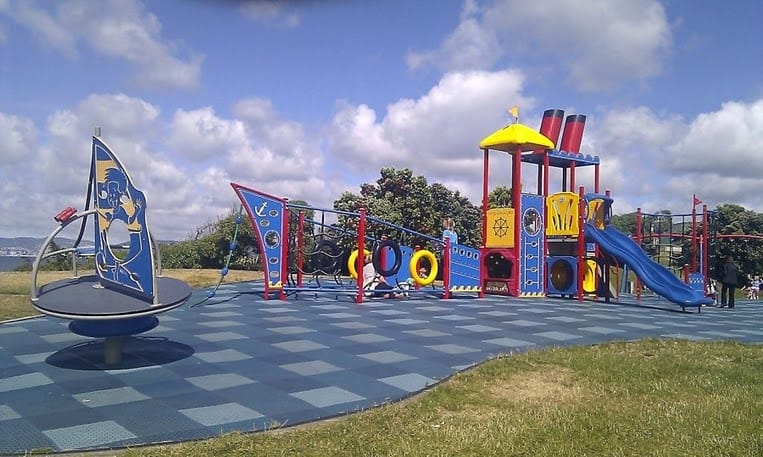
[479,123,555,152]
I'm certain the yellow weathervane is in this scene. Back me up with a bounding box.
[509,105,519,123]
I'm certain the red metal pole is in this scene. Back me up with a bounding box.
[635,208,642,301]
[577,185,586,301]
[443,237,451,299]
[297,212,305,287]
[414,245,421,291]
[513,147,521,291]
[702,204,709,283]
[543,149,550,294]
[691,195,698,273]
[356,208,366,304]
[481,148,489,244]
[380,233,388,277]
[280,203,289,301]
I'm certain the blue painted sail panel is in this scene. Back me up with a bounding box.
[92,137,155,302]
[231,183,286,290]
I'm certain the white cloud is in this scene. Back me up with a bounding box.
[410,0,672,92]
[5,0,203,89]
[327,69,535,203]
[240,1,300,28]
[408,0,499,71]
[583,98,763,215]
[0,113,36,165]
[667,99,763,176]
[1,70,533,239]
[0,94,189,239]
[169,107,249,161]
[13,0,78,57]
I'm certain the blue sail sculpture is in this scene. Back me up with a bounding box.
[92,137,156,302]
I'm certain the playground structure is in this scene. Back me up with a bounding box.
[476,108,711,310]
[230,183,482,303]
[29,136,192,364]
[229,107,710,311]
[630,201,713,299]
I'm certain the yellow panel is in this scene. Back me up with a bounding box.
[486,208,514,248]
[586,199,606,229]
[546,192,579,236]
[582,259,597,293]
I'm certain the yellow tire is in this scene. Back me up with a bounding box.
[409,249,438,286]
[348,249,370,279]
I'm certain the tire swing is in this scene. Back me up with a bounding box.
[410,249,438,286]
[372,239,403,277]
[347,249,370,279]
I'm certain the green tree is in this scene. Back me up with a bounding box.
[711,204,763,282]
[333,167,482,250]
[160,208,259,270]
[286,199,319,272]
[487,186,512,209]
[611,212,637,237]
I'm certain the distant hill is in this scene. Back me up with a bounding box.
[0,237,87,257]
[0,236,178,253]
[0,237,52,252]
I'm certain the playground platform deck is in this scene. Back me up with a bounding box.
[1,282,761,455]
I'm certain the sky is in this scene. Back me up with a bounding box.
[1,0,762,242]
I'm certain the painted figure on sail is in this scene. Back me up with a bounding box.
[92,137,155,301]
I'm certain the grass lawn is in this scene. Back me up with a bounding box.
[119,339,762,457]
[2,270,761,456]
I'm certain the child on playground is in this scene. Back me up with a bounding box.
[362,253,402,299]
[746,275,760,300]
[402,266,428,296]
[442,217,458,246]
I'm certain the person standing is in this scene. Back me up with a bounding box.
[442,217,458,246]
[720,255,739,308]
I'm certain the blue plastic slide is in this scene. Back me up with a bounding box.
[584,223,712,308]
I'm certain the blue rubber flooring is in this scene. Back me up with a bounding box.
[1,282,761,454]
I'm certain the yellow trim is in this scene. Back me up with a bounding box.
[449,285,481,292]
[519,291,546,298]
[347,249,370,279]
[410,250,438,286]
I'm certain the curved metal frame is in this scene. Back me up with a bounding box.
[30,209,98,303]
[30,208,172,320]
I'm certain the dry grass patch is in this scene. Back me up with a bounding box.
[488,366,592,406]
[160,268,263,288]
[3,270,78,295]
